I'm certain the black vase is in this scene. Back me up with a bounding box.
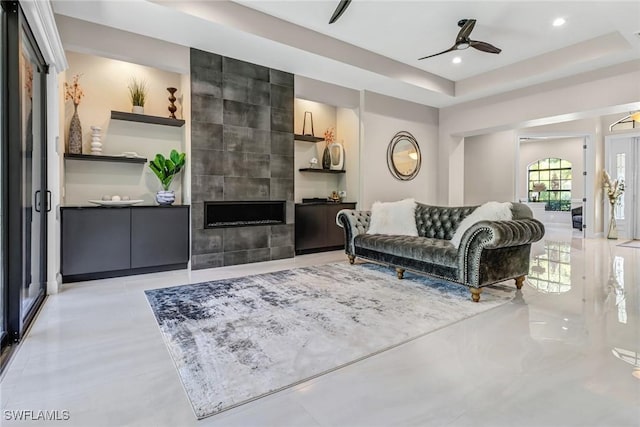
[322,145,331,169]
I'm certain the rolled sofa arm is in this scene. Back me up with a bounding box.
[458,218,545,287]
[459,218,545,251]
[336,209,371,255]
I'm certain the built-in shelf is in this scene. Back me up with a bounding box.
[111,111,185,127]
[64,153,148,164]
[294,134,324,143]
[298,168,346,174]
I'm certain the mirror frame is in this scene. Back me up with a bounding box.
[386,131,421,181]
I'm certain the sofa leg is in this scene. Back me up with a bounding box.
[515,275,525,290]
[396,268,405,279]
[470,287,482,303]
[347,255,355,265]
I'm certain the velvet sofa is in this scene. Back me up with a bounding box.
[337,203,545,302]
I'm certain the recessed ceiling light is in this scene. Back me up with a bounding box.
[553,17,566,27]
[452,56,462,64]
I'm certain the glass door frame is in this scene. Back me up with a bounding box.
[3,0,48,344]
[0,2,7,352]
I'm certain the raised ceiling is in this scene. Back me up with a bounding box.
[238,1,640,81]
[52,0,640,107]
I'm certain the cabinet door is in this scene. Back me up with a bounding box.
[295,205,327,251]
[326,203,355,247]
[327,203,356,246]
[62,209,131,275]
[131,207,189,269]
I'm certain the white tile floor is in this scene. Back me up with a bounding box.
[1,229,639,426]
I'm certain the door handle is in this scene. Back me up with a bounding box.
[46,190,52,212]
[34,190,41,213]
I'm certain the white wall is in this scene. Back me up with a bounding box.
[360,91,439,209]
[337,107,360,204]
[62,51,185,205]
[463,130,517,205]
[519,137,584,201]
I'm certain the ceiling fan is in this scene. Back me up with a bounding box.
[329,0,352,24]
[418,19,502,60]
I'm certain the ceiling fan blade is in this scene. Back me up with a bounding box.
[470,40,502,54]
[456,19,476,43]
[329,0,352,24]
[418,45,457,60]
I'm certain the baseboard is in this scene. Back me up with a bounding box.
[62,263,188,283]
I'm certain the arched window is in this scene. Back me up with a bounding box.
[528,158,572,211]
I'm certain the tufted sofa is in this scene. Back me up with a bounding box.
[337,203,545,302]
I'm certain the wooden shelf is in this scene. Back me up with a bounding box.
[299,168,345,174]
[111,111,185,127]
[64,153,148,164]
[294,134,324,143]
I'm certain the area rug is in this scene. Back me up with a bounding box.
[145,262,514,419]
[618,240,640,249]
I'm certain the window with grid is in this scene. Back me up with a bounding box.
[528,158,572,211]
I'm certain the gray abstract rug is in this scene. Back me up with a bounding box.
[145,262,514,419]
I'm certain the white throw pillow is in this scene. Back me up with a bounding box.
[367,198,418,236]
[450,201,513,248]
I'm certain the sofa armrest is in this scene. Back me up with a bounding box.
[336,209,371,255]
[458,219,545,286]
[459,219,545,251]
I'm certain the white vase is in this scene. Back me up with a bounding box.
[132,106,144,114]
[329,142,345,170]
[156,190,175,206]
[90,126,102,155]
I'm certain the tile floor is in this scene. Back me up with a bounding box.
[1,227,639,426]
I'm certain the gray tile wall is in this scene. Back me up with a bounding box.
[190,49,295,269]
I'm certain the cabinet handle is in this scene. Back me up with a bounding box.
[46,190,52,212]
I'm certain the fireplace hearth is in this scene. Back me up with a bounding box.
[204,201,286,228]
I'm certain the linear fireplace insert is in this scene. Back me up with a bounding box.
[204,201,286,228]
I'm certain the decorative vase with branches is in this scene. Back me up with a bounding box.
[602,170,625,239]
[64,74,85,154]
[128,78,147,114]
[322,128,335,169]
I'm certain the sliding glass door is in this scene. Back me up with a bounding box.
[0,4,6,351]
[17,8,46,322]
[1,0,48,359]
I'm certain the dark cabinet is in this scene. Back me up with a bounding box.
[131,207,189,268]
[61,206,190,282]
[295,202,356,254]
[61,208,131,275]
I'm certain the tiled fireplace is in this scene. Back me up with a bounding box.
[190,48,295,269]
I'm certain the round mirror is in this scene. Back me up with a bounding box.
[387,131,421,181]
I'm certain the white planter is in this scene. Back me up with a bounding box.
[132,106,144,114]
[156,190,175,206]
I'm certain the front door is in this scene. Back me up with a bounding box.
[605,134,639,240]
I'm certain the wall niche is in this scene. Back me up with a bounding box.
[61,51,186,206]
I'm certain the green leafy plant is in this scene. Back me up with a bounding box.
[149,149,186,191]
[128,78,147,107]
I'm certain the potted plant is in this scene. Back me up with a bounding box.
[149,149,186,205]
[128,78,147,114]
